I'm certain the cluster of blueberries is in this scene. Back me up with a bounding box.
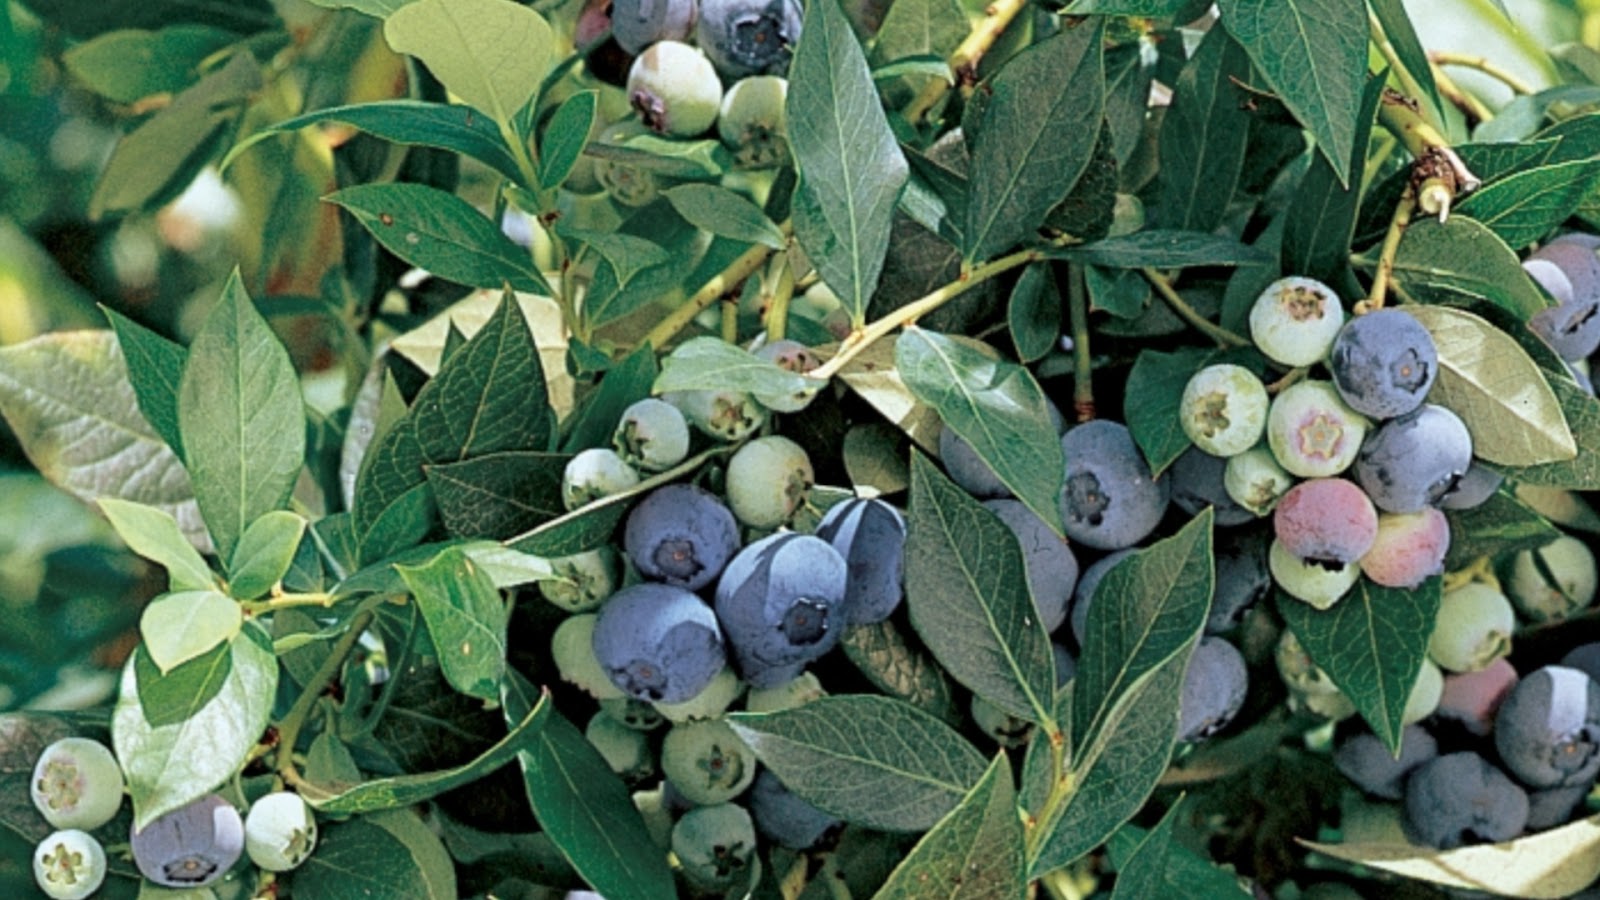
[28,736,317,897]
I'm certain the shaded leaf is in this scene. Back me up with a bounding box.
[872,753,1025,900]
[1282,71,1385,285]
[1499,374,1600,489]
[559,344,658,453]
[1052,231,1273,268]
[294,809,458,900]
[227,510,307,600]
[133,642,231,729]
[1124,348,1211,478]
[664,184,787,249]
[103,298,187,460]
[1390,217,1552,320]
[1155,28,1252,233]
[426,451,568,540]
[1109,799,1251,898]
[841,618,960,726]
[1458,159,1600,249]
[1008,263,1060,363]
[540,90,598,190]
[1444,490,1561,570]
[396,546,509,700]
[727,695,988,832]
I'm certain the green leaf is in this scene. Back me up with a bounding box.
[540,90,598,190]
[227,510,307,600]
[90,51,261,218]
[0,331,205,546]
[133,642,231,729]
[585,133,731,179]
[1217,0,1367,184]
[664,184,787,249]
[840,618,961,726]
[1110,799,1252,899]
[113,623,277,829]
[559,228,671,288]
[1444,490,1562,570]
[302,0,413,16]
[905,453,1056,723]
[178,271,305,561]
[871,753,1026,900]
[1389,217,1553,320]
[1086,265,1151,319]
[1500,374,1600,489]
[327,183,551,295]
[1007,263,1060,363]
[426,451,568,540]
[502,672,677,900]
[727,695,988,831]
[395,547,509,700]
[62,25,237,110]
[224,100,523,183]
[139,589,241,673]
[560,344,658,453]
[294,809,458,900]
[382,0,553,125]
[1367,0,1442,123]
[1458,159,1600,249]
[963,23,1104,263]
[103,305,187,460]
[1124,348,1210,477]
[871,0,966,70]
[20,0,275,39]
[898,328,1064,534]
[1282,71,1385,285]
[789,0,908,325]
[1063,0,1192,10]
[1408,304,1576,467]
[654,336,814,398]
[1278,578,1439,754]
[98,498,214,591]
[1052,230,1274,268]
[1154,28,1253,233]
[311,687,547,813]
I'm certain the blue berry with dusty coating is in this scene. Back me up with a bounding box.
[1403,751,1528,848]
[1178,636,1248,741]
[748,769,840,850]
[814,497,905,625]
[1334,725,1437,799]
[715,533,848,686]
[625,483,740,590]
[1329,308,1437,420]
[983,498,1077,633]
[1494,665,1600,789]
[1354,404,1473,514]
[593,583,726,704]
[695,0,802,79]
[1058,420,1169,551]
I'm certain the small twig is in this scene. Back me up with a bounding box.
[1265,366,1309,395]
[1067,265,1094,422]
[1360,189,1417,313]
[639,228,788,351]
[241,591,337,615]
[1430,63,1495,125]
[1140,268,1251,349]
[903,0,1030,124]
[276,609,377,791]
[1368,10,1441,129]
[1430,50,1538,96]
[1377,86,1481,204]
[761,254,795,343]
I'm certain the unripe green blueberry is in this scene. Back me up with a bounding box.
[1180,364,1269,457]
[1269,538,1360,610]
[552,614,627,701]
[661,718,756,805]
[1403,658,1444,725]
[718,75,789,167]
[594,121,662,207]
[1249,276,1346,366]
[1507,535,1599,622]
[1429,582,1515,673]
[653,665,745,722]
[601,697,667,731]
[970,695,1033,748]
[538,547,622,613]
[751,338,822,413]
[562,448,641,510]
[745,671,825,712]
[586,711,657,782]
[664,389,767,442]
[614,398,691,472]
[33,830,105,900]
[1275,630,1357,721]
[1223,445,1294,516]
[725,435,813,528]
[627,41,723,137]
[31,737,124,831]
[671,802,757,890]
[1266,380,1369,478]
[244,791,318,872]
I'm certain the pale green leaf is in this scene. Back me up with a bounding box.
[139,590,242,673]
[383,0,553,124]
[98,498,214,591]
[227,510,307,600]
[872,753,1025,900]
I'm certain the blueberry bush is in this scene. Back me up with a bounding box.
[6,0,1600,896]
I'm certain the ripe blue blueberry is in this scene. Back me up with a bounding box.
[1439,463,1502,510]
[1494,665,1600,789]
[130,793,245,888]
[1170,445,1257,527]
[1178,636,1248,742]
[243,791,318,872]
[695,0,802,79]
[627,41,723,137]
[31,737,124,831]
[725,435,813,528]
[33,830,105,900]
[813,497,906,625]
[1058,420,1170,551]
[614,398,691,472]
[563,447,641,510]
[1525,235,1600,361]
[1266,380,1369,478]
[982,498,1078,633]
[1527,783,1590,830]
[611,0,698,54]
[1562,643,1600,684]
[1179,364,1269,457]
[714,533,848,686]
[1403,751,1529,849]
[1354,404,1473,514]
[1328,308,1438,420]
[671,802,757,890]
[1249,276,1346,367]
[592,583,726,704]
[624,483,741,590]
[661,718,757,804]
[748,769,840,849]
[1334,725,1438,800]
[1209,528,1270,633]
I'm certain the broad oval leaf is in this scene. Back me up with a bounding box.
[114,623,278,829]
[383,0,552,124]
[727,695,988,832]
[1007,263,1060,363]
[1277,578,1439,754]
[788,0,908,325]
[426,450,569,540]
[396,546,509,700]
[897,327,1064,534]
[654,336,814,399]
[139,590,242,674]
[1390,218,1552,320]
[1052,230,1274,269]
[503,672,677,900]
[1409,304,1575,466]
[98,498,214,591]
[872,753,1025,900]
[1302,813,1600,899]
[1154,28,1252,234]
[663,184,787,249]
[1458,159,1600,249]
[1502,373,1600,489]
[963,23,1105,263]
[1123,348,1212,477]
[327,183,552,295]
[134,642,232,729]
[0,330,207,549]
[906,452,1057,724]
[227,510,307,600]
[1217,0,1366,184]
[540,90,598,191]
[294,809,458,900]
[1282,72,1386,285]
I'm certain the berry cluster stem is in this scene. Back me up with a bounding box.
[1140,268,1250,349]
[1429,50,1538,95]
[1362,188,1417,313]
[903,0,1031,124]
[1376,87,1482,204]
[640,225,792,351]
[1067,264,1095,422]
[275,607,378,797]
[1368,10,1441,130]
